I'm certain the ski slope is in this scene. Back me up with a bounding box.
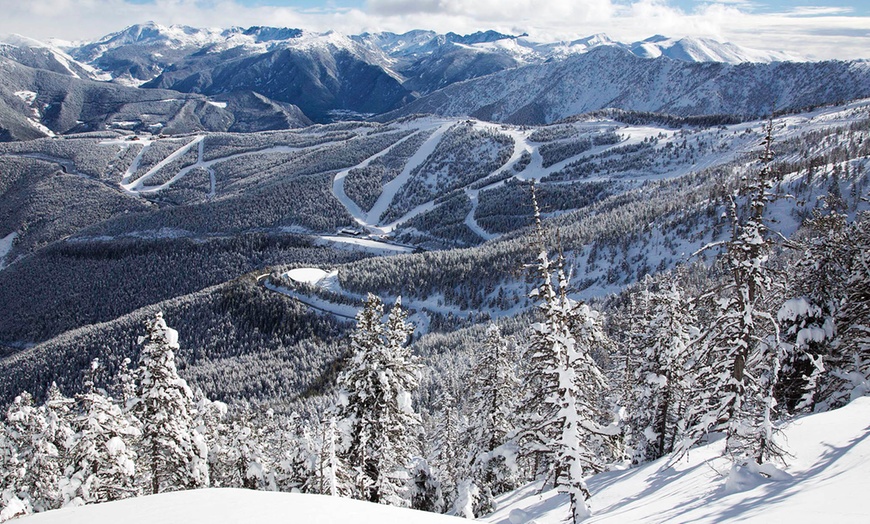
[98,102,870,246]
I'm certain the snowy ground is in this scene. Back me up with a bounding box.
[487,397,870,524]
[17,489,466,524]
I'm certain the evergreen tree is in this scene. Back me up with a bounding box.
[428,386,464,513]
[517,186,612,522]
[464,324,520,513]
[625,283,696,463]
[136,312,209,494]
[336,294,422,507]
[684,123,786,465]
[2,392,62,513]
[63,360,140,506]
[207,404,270,490]
[824,212,870,406]
[409,457,444,513]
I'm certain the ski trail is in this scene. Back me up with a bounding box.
[464,190,496,242]
[331,131,424,226]
[462,124,533,241]
[367,122,452,227]
[122,136,204,192]
[114,136,345,196]
[207,168,216,199]
[119,140,152,186]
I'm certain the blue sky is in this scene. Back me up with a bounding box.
[1,0,868,60]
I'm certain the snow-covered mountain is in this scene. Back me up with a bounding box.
[386,45,870,124]
[21,23,809,123]
[629,35,797,63]
[0,35,103,80]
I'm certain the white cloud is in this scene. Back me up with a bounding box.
[789,6,854,17]
[0,0,867,60]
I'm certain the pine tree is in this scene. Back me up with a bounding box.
[428,386,463,513]
[207,404,270,490]
[63,360,139,506]
[274,413,319,493]
[684,122,787,465]
[517,185,612,522]
[625,283,696,463]
[336,295,422,507]
[464,324,520,513]
[2,392,62,513]
[825,212,870,405]
[136,312,209,494]
[409,457,444,513]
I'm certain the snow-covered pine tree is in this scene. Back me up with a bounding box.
[42,383,74,468]
[1,392,62,514]
[63,359,139,506]
[517,185,611,522]
[322,415,348,497]
[825,211,870,405]
[274,413,320,493]
[464,324,520,514]
[683,122,787,465]
[409,457,444,513]
[208,406,269,490]
[625,283,696,463]
[335,295,422,507]
[113,358,139,413]
[1,395,35,521]
[428,386,463,513]
[136,312,209,494]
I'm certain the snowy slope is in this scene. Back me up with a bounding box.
[17,489,467,524]
[629,35,797,64]
[487,397,870,524]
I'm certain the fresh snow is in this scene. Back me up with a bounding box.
[486,397,870,524]
[17,489,466,524]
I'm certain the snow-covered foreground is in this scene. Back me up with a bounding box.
[488,397,870,524]
[18,489,466,524]
[14,399,870,524]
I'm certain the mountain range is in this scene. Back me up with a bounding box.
[0,22,861,138]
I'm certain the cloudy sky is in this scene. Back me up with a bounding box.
[0,0,868,60]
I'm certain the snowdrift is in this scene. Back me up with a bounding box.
[488,397,870,523]
[18,489,466,524]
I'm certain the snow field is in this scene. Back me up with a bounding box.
[17,489,467,524]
